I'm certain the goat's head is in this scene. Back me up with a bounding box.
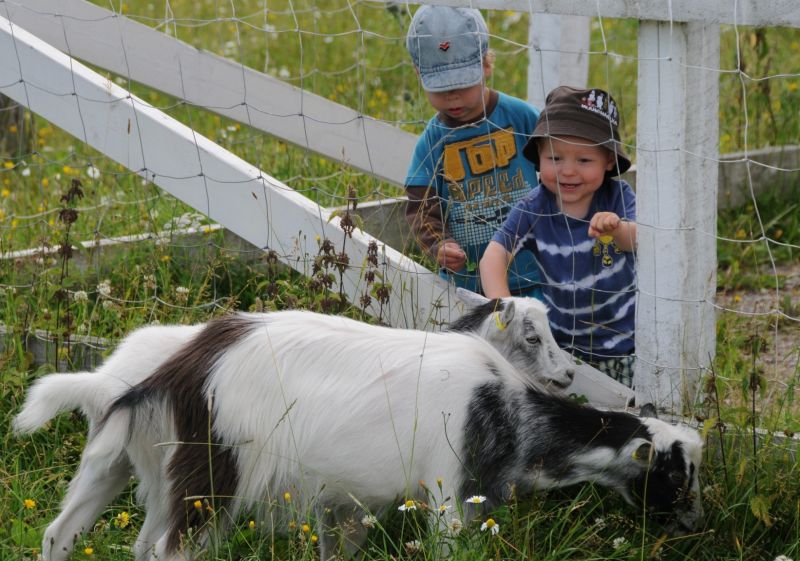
[451,289,575,390]
[615,405,704,534]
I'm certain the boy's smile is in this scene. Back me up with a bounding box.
[537,135,615,218]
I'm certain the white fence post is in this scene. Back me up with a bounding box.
[635,21,720,411]
[527,13,590,109]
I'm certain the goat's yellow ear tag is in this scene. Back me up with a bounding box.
[494,312,507,331]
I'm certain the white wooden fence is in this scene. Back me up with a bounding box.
[3,0,798,410]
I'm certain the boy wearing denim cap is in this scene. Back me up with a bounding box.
[405,5,542,297]
[481,86,637,387]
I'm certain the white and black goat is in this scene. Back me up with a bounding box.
[14,301,702,561]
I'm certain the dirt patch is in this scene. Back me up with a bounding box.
[715,263,800,409]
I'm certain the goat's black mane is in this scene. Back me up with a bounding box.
[448,299,505,333]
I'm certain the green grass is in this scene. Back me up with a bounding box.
[1,1,799,560]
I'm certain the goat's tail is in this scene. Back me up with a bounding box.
[13,372,111,434]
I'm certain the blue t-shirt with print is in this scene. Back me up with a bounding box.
[406,92,541,294]
[491,179,636,361]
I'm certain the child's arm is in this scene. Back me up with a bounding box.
[406,186,466,271]
[588,212,637,252]
[479,241,513,297]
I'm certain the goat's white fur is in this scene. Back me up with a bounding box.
[14,299,701,561]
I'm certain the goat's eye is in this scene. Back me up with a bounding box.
[526,334,540,345]
[668,471,684,484]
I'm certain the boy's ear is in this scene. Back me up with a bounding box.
[482,57,493,79]
[605,149,616,171]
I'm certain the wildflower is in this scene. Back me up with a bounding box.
[465,495,486,504]
[310,534,318,544]
[1,188,9,198]
[3,161,13,169]
[114,511,130,528]
[398,499,417,512]
[612,536,628,549]
[593,517,607,530]
[73,290,89,303]
[22,167,31,177]
[283,491,292,502]
[102,300,116,311]
[288,520,297,530]
[175,286,189,295]
[733,294,742,303]
[361,514,378,529]
[84,547,94,555]
[86,165,101,179]
[436,477,443,489]
[774,557,794,561]
[436,504,451,515]
[8,124,17,133]
[404,539,422,554]
[278,67,290,79]
[193,500,203,510]
[301,523,311,534]
[97,280,111,298]
[41,177,49,187]
[448,518,463,535]
[248,520,256,530]
[480,518,499,535]
[735,228,747,240]
[23,499,36,510]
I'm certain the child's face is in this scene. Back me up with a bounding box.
[424,61,492,123]
[537,135,615,216]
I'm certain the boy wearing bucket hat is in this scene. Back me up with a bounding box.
[481,86,637,386]
[404,5,542,297]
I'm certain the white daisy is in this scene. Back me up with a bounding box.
[480,518,499,535]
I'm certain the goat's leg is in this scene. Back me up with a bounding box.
[41,455,131,561]
[333,505,369,559]
[132,480,170,561]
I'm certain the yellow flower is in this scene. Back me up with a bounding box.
[114,511,130,528]
[12,218,19,228]
[248,520,256,530]
[311,534,318,544]
[1,188,9,198]
[8,124,17,134]
[283,491,292,502]
[23,499,36,509]
[194,500,203,510]
[735,228,747,240]
[160,255,171,262]
[3,161,13,169]
[84,547,94,555]
[41,177,49,187]
[288,520,297,530]
[301,523,311,533]
[733,294,742,303]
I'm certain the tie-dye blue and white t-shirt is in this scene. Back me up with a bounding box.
[491,179,636,361]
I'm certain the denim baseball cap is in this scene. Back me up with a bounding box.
[406,5,489,93]
[523,86,632,176]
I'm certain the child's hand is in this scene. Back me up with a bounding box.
[588,212,622,239]
[437,241,467,272]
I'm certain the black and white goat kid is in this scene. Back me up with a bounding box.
[15,300,702,561]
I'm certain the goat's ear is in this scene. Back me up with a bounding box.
[639,403,659,418]
[631,442,654,464]
[499,300,515,328]
[456,287,488,309]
